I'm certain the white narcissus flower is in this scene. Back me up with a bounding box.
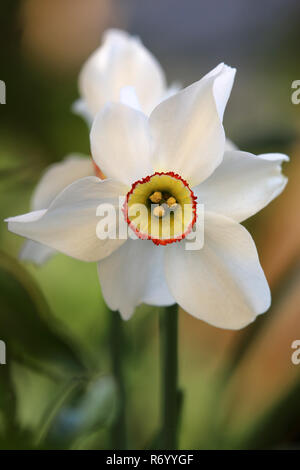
[6,64,288,329]
[22,29,177,265]
[73,29,177,124]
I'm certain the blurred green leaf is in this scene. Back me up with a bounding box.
[0,251,87,378]
[72,376,117,433]
[43,375,117,448]
[0,358,36,449]
[0,361,16,433]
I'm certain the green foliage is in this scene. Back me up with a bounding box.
[0,252,117,449]
[45,375,117,448]
[0,251,86,377]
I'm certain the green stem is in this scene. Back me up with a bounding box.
[109,309,127,449]
[160,304,180,449]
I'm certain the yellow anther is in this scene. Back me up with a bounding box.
[149,191,162,203]
[153,205,165,218]
[167,196,177,207]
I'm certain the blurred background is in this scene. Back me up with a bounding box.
[0,0,299,450]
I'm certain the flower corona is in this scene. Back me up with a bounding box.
[123,172,197,245]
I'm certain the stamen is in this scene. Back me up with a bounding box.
[149,191,162,203]
[166,196,177,208]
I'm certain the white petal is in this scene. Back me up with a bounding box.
[20,240,56,265]
[79,29,166,117]
[6,178,127,262]
[162,82,181,100]
[19,155,94,265]
[194,151,288,222]
[32,154,95,210]
[149,64,236,186]
[90,103,153,186]
[203,63,236,120]
[225,138,237,151]
[72,99,93,126]
[98,239,174,320]
[165,212,271,330]
[120,86,142,111]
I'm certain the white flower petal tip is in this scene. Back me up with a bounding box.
[5,209,46,224]
[90,102,153,186]
[6,177,127,263]
[165,212,271,330]
[194,150,289,222]
[203,63,236,120]
[77,28,166,119]
[258,152,289,162]
[149,63,236,186]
